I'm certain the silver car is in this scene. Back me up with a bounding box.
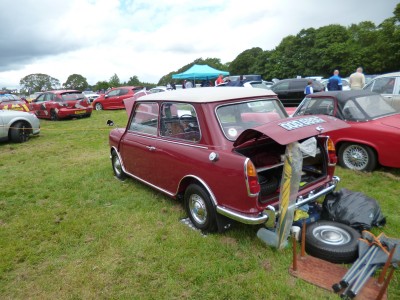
[363,71,400,111]
[0,110,40,143]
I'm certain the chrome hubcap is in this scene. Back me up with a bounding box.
[312,225,351,245]
[189,194,207,225]
[113,156,122,176]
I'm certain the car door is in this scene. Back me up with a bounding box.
[288,80,307,106]
[272,81,290,104]
[30,93,50,118]
[119,102,159,184]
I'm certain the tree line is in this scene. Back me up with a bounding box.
[15,3,400,93]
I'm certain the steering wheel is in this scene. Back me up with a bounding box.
[179,114,198,132]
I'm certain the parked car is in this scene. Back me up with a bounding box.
[270,78,325,107]
[0,109,40,143]
[92,86,144,110]
[108,87,347,232]
[148,86,167,93]
[0,94,30,112]
[82,91,100,103]
[29,90,92,120]
[363,71,400,111]
[292,90,400,171]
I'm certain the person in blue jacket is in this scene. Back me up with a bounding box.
[327,70,343,91]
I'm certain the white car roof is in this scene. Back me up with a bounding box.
[373,71,400,78]
[137,87,277,103]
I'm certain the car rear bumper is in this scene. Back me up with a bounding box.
[216,176,340,225]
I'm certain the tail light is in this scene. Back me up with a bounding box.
[327,137,337,165]
[245,159,260,196]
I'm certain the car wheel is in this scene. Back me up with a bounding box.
[50,110,58,121]
[305,220,360,264]
[184,184,217,232]
[95,103,103,111]
[338,143,377,172]
[111,151,126,180]
[10,121,30,143]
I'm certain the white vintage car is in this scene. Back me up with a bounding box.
[0,110,40,143]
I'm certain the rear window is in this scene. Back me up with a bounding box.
[61,93,85,101]
[216,99,287,141]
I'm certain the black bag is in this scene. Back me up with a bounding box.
[321,188,386,231]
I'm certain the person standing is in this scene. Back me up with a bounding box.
[215,74,224,86]
[304,81,314,95]
[349,67,366,90]
[327,70,343,91]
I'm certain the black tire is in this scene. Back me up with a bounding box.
[111,151,126,180]
[305,220,360,264]
[50,110,58,121]
[184,184,217,232]
[10,121,30,143]
[94,103,103,111]
[338,143,377,172]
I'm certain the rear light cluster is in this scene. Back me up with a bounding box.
[245,159,260,196]
[327,137,337,165]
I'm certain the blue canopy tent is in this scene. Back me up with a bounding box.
[172,64,229,80]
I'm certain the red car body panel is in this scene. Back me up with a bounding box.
[93,86,144,110]
[109,88,345,227]
[29,90,92,120]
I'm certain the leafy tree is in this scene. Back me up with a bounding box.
[19,73,60,92]
[109,73,121,87]
[93,81,109,92]
[126,75,140,86]
[229,47,263,75]
[63,74,89,91]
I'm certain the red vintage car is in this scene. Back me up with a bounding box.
[0,93,30,112]
[292,90,400,171]
[92,86,144,110]
[29,90,92,120]
[108,88,347,232]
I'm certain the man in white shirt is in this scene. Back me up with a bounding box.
[349,67,366,90]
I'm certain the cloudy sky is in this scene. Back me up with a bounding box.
[0,0,398,89]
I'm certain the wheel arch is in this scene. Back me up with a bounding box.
[177,175,217,207]
[8,119,32,138]
[336,140,379,163]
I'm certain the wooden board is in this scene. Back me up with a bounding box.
[289,255,387,300]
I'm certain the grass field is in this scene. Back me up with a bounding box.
[0,109,399,299]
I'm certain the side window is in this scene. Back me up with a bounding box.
[36,94,45,102]
[342,100,364,120]
[296,98,335,116]
[290,80,306,90]
[119,89,129,96]
[160,102,200,142]
[128,102,159,135]
[107,89,120,97]
[273,82,289,92]
[371,77,396,94]
[44,93,53,101]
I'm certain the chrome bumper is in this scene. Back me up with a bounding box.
[216,176,340,225]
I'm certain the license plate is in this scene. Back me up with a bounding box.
[75,110,86,114]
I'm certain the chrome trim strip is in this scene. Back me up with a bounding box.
[216,206,269,225]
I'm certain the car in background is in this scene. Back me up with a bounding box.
[270,78,325,107]
[320,78,351,91]
[148,86,168,93]
[0,109,40,143]
[0,93,30,112]
[108,87,347,232]
[82,91,100,103]
[92,86,144,110]
[29,90,92,120]
[363,71,400,111]
[292,90,400,171]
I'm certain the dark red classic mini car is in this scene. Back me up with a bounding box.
[29,90,92,120]
[108,88,347,232]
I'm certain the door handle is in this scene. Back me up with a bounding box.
[146,146,156,151]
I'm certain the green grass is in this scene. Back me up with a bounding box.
[0,110,399,299]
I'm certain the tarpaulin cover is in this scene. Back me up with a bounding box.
[321,188,386,231]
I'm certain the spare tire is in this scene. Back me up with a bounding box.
[305,220,360,264]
